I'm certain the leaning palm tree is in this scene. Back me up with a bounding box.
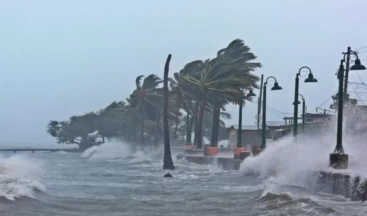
[184,39,261,148]
[169,60,204,144]
[184,69,240,148]
[126,96,137,143]
[130,74,163,147]
[163,54,175,170]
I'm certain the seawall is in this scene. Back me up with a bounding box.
[314,171,367,201]
[177,154,367,201]
[176,155,242,170]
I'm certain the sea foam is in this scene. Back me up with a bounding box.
[0,155,45,200]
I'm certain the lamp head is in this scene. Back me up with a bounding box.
[350,59,366,70]
[271,82,282,91]
[304,72,318,83]
[247,89,256,97]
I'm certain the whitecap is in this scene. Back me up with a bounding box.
[82,141,133,161]
[0,155,45,200]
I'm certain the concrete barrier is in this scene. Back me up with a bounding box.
[315,171,367,201]
[176,153,253,170]
[177,153,367,201]
[176,155,243,170]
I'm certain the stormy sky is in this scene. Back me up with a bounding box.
[1,0,367,146]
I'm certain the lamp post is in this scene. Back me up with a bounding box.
[298,94,306,132]
[330,48,366,169]
[261,76,282,149]
[234,89,256,159]
[293,67,317,137]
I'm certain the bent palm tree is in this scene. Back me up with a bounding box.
[163,54,175,170]
[184,39,261,148]
[169,60,204,143]
[130,74,163,147]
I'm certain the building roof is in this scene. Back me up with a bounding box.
[304,113,334,118]
[266,121,285,127]
[229,125,269,131]
[283,113,334,120]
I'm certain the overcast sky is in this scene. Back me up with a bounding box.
[1,0,367,147]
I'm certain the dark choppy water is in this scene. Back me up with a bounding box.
[0,144,366,216]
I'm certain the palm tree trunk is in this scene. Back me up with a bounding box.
[193,99,200,147]
[196,96,206,149]
[154,108,160,146]
[186,101,193,145]
[130,111,137,152]
[185,114,192,145]
[173,94,182,144]
[189,115,195,142]
[129,112,133,140]
[140,110,145,148]
[214,105,221,146]
[210,101,217,147]
[163,54,175,170]
[133,112,136,141]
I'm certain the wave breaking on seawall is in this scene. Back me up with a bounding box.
[239,132,367,194]
[81,141,133,160]
[81,141,154,162]
[0,155,45,200]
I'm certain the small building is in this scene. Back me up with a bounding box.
[227,112,337,149]
[282,112,335,135]
[227,124,283,148]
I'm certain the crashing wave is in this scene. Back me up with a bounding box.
[127,151,152,163]
[239,135,334,187]
[0,155,45,200]
[260,191,293,202]
[82,142,133,160]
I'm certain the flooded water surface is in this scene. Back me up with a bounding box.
[0,141,366,216]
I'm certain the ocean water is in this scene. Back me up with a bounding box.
[0,139,367,216]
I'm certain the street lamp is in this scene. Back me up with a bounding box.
[261,77,282,149]
[343,47,367,96]
[298,94,306,132]
[330,49,366,169]
[235,89,255,159]
[293,67,317,137]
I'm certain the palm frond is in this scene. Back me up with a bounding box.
[219,112,231,119]
[135,75,144,89]
[142,74,162,89]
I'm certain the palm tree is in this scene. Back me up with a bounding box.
[183,66,241,149]
[169,60,204,143]
[183,39,261,148]
[163,54,175,170]
[126,96,137,143]
[130,74,163,147]
[45,38,262,154]
[98,101,128,142]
